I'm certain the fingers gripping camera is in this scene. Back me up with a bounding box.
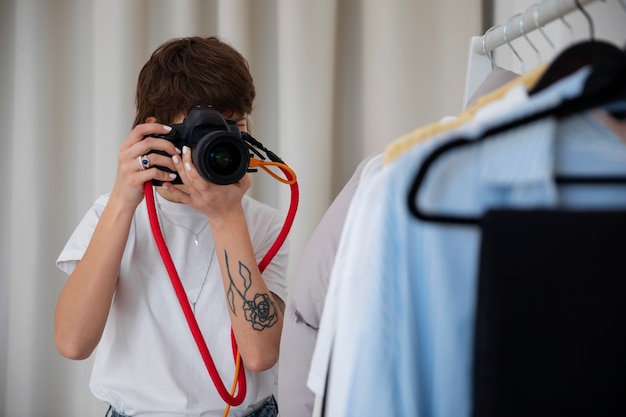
[148,106,251,185]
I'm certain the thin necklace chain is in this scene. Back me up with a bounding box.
[190,249,215,314]
[154,190,214,313]
[155,194,210,246]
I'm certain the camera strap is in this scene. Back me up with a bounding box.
[143,161,299,411]
[145,182,246,406]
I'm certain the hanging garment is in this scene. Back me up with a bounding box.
[277,152,380,417]
[465,67,519,107]
[306,154,386,408]
[473,209,626,417]
[382,63,547,165]
[310,63,626,416]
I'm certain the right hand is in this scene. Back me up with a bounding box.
[109,123,180,209]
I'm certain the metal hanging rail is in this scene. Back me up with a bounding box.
[477,0,597,55]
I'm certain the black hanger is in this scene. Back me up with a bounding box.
[407,46,626,225]
[530,40,625,95]
[530,0,624,95]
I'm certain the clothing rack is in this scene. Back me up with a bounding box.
[463,0,599,107]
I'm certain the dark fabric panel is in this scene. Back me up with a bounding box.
[473,209,626,417]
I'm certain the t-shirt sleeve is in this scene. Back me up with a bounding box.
[55,195,108,276]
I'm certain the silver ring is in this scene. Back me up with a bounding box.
[137,155,149,171]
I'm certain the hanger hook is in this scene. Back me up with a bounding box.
[482,25,500,69]
[534,1,556,53]
[504,13,525,74]
[554,0,575,42]
[574,0,594,40]
[520,6,542,64]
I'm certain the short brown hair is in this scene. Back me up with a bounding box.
[133,36,255,127]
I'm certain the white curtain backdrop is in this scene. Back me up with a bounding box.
[0,1,485,416]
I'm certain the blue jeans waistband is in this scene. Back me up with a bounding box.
[105,395,277,417]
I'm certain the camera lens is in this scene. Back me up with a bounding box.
[193,133,250,184]
[208,143,240,175]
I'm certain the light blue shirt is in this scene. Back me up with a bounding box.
[319,67,626,417]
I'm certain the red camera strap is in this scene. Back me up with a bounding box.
[144,182,246,405]
[143,170,299,407]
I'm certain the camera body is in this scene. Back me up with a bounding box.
[149,106,251,185]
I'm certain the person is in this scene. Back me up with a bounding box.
[54,36,286,417]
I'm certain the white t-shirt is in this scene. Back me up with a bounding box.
[57,190,288,417]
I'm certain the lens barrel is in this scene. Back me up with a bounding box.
[193,132,250,185]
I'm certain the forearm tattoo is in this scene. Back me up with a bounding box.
[224,250,278,331]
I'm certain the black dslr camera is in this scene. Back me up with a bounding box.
[149,106,251,185]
